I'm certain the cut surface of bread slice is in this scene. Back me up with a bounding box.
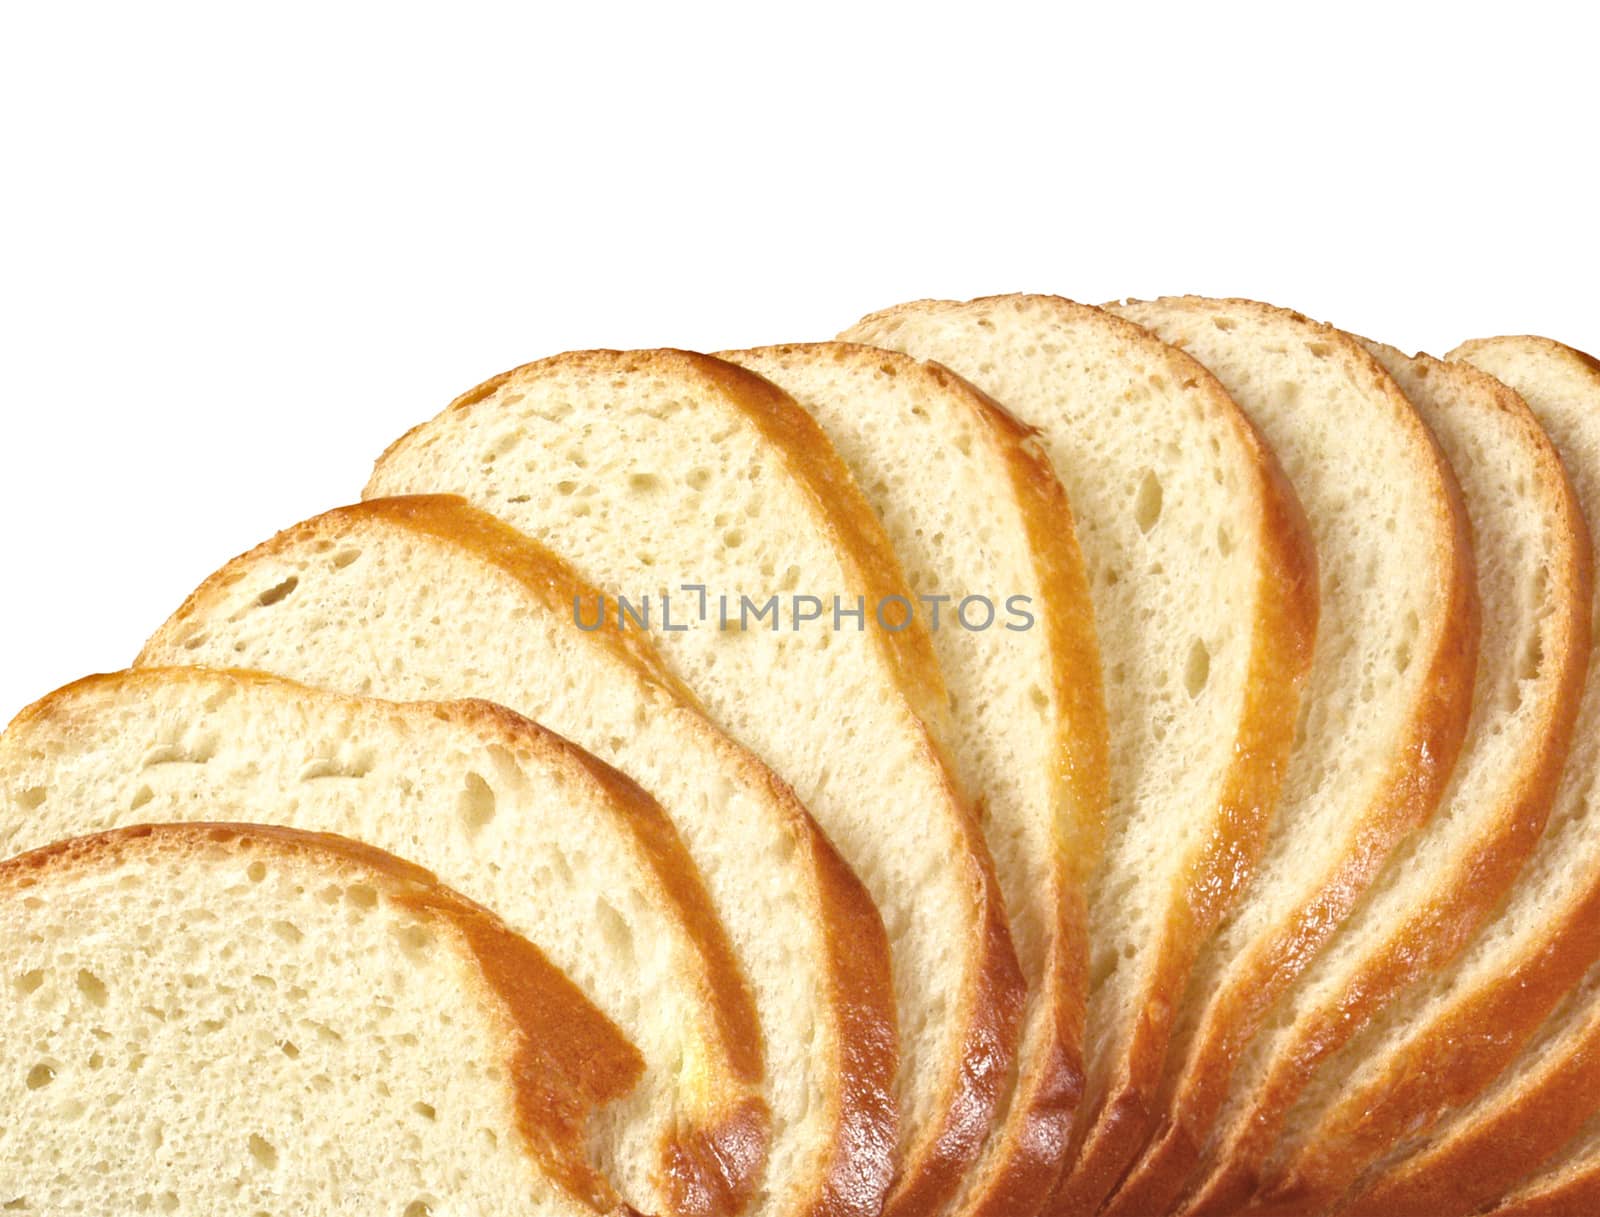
[0,821,645,1216]
[365,351,1025,1217]
[135,498,896,1217]
[719,341,1110,1217]
[1283,336,1600,1217]
[839,295,1318,1217]
[1095,297,1479,1217]
[1168,343,1591,1216]
[0,664,765,1217]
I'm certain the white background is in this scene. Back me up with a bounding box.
[2,2,1596,721]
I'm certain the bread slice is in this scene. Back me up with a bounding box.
[0,664,767,1217]
[1165,343,1591,1216]
[1278,336,1600,1217]
[718,341,1111,1217]
[0,821,645,1216]
[1094,297,1479,1217]
[839,295,1319,1217]
[365,351,1025,1217]
[135,497,897,1217]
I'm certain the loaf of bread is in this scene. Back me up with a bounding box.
[8,293,1600,1217]
[0,821,646,1215]
[135,496,898,1217]
[366,351,1025,1217]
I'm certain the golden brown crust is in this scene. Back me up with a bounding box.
[139,497,900,1217]
[0,821,644,1212]
[958,359,1108,1217]
[372,350,1023,1217]
[1173,355,1593,1217]
[1251,335,1600,1217]
[1096,298,1482,1217]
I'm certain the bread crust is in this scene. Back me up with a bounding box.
[0,820,647,1213]
[721,340,1112,1217]
[138,496,900,1217]
[1260,336,1600,1217]
[1172,353,1592,1217]
[1097,298,1481,1217]
[371,351,1026,1217]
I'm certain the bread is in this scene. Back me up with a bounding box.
[717,340,1110,1217]
[1165,343,1591,1216]
[0,664,768,1217]
[0,821,645,1215]
[839,294,1319,1217]
[135,497,897,1217]
[365,351,1025,1217]
[1275,336,1600,1217]
[1096,297,1479,1217]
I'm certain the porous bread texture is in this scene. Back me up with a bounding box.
[1098,297,1478,1217]
[365,351,1022,1217]
[718,340,1110,1217]
[136,497,896,1217]
[0,822,642,1216]
[1289,336,1600,1217]
[1169,342,1590,1216]
[0,665,758,1217]
[840,294,1317,1217]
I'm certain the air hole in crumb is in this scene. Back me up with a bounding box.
[25,1063,56,1090]
[404,1200,438,1217]
[687,468,712,491]
[272,921,303,945]
[76,970,108,1007]
[247,862,268,883]
[15,970,44,996]
[1185,639,1212,699]
[16,787,46,812]
[628,473,660,493]
[1134,470,1164,533]
[247,1134,278,1170]
[1217,524,1234,555]
[1307,341,1334,359]
[278,1040,299,1059]
[331,548,362,570]
[395,923,434,960]
[1212,316,1237,332]
[256,576,299,607]
[458,772,496,834]
[345,884,379,910]
[129,786,154,812]
[412,1101,437,1121]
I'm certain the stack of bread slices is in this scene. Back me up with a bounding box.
[5,296,1599,1217]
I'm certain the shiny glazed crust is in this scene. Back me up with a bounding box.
[0,821,647,1214]
[1099,298,1482,1217]
[140,495,900,1217]
[1175,355,1592,1217]
[374,352,1026,1217]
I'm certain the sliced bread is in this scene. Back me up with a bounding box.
[1167,343,1590,1216]
[0,665,766,1217]
[364,351,1026,1217]
[1096,297,1479,1217]
[1278,336,1600,1217]
[839,294,1319,1217]
[718,341,1111,1217]
[0,821,645,1216]
[135,497,897,1217]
